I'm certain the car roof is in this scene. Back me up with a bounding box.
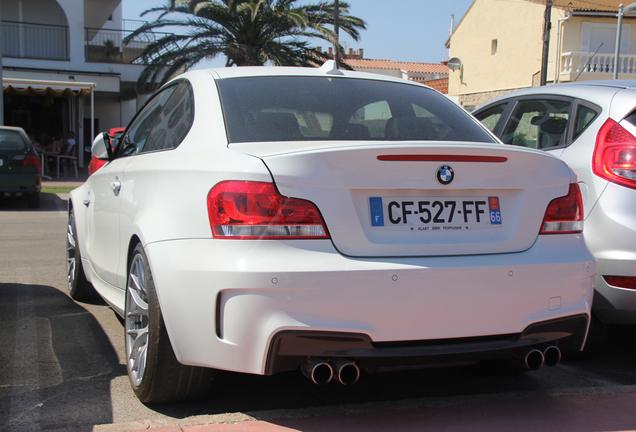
[475,80,636,111]
[0,125,29,134]
[177,62,430,88]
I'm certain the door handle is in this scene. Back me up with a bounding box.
[111,181,121,196]
[83,199,90,207]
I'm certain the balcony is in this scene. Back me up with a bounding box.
[560,51,636,81]
[2,20,69,60]
[86,20,170,65]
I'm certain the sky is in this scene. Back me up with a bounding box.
[122,0,474,68]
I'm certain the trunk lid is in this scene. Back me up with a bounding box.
[232,141,575,257]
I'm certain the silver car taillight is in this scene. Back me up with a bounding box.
[593,119,636,189]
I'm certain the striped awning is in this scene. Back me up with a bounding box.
[3,78,94,98]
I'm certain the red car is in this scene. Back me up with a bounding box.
[88,127,125,175]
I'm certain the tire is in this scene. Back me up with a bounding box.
[27,192,40,208]
[125,243,215,404]
[66,209,96,300]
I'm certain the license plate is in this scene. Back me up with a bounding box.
[369,196,502,231]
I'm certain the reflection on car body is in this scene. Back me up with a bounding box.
[68,61,595,403]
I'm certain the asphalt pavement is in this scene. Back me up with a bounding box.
[3,168,636,431]
[94,390,636,431]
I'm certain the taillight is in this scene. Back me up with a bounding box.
[603,275,636,290]
[207,181,329,239]
[593,119,636,189]
[11,154,40,169]
[539,183,583,234]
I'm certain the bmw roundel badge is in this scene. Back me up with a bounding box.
[436,165,454,185]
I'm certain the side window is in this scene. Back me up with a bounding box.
[142,82,194,153]
[118,85,178,157]
[500,99,571,149]
[573,104,599,140]
[474,103,508,132]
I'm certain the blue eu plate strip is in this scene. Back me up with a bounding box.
[370,197,384,226]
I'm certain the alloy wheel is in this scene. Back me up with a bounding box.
[66,214,77,291]
[126,254,150,387]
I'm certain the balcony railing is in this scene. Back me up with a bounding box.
[560,51,636,78]
[85,25,172,64]
[2,20,69,60]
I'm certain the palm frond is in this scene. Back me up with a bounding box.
[131,0,366,91]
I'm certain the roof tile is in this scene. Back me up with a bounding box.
[344,58,449,74]
[524,0,625,12]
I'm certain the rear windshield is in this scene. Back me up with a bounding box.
[0,130,27,151]
[217,76,496,144]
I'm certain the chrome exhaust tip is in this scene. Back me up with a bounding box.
[515,347,545,371]
[540,344,562,367]
[330,358,360,386]
[300,358,333,385]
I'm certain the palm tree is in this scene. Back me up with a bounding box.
[124,0,366,92]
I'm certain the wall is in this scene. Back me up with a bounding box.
[92,95,121,133]
[1,0,67,24]
[448,0,565,107]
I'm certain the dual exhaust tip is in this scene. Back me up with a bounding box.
[516,344,562,370]
[301,358,360,386]
[301,344,561,384]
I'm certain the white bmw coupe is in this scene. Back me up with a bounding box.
[68,62,595,403]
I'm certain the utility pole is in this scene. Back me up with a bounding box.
[540,0,552,86]
[614,4,625,79]
[334,0,340,68]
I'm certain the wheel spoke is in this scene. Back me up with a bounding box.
[67,259,75,286]
[128,326,148,356]
[130,343,148,385]
[130,285,148,308]
[67,223,76,248]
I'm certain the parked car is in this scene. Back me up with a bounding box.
[67,62,595,403]
[0,126,41,208]
[472,80,636,347]
[88,127,125,175]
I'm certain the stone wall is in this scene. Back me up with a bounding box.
[458,87,528,111]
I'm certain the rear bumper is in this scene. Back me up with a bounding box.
[0,172,40,193]
[145,234,595,375]
[584,183,636,324]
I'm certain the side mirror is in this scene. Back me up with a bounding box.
[92,132,112,160]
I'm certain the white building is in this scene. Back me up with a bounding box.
[2,0,155,166]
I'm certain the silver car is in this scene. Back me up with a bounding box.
[473,80,636,344]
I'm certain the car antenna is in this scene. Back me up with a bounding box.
[319,60,344,75]
[574,43,603,82]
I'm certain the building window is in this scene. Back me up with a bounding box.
[491,39,498,56]
[580,22,630,54]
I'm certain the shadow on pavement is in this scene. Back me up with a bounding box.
[0,193,67,213]
[0,282,124,431]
